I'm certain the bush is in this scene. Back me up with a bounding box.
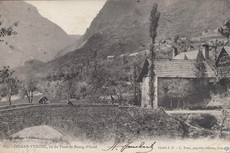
[188,106,222,110]
[187,114,218,130]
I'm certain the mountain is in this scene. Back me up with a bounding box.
[15,0,230,78]
[69,35,81,42]
[54,34,82,58]
[0,1,72,68]
[75,0,230,58]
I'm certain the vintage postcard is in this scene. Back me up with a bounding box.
[0,0,230,153]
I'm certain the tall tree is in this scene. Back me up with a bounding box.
[194,60,207,79]
[0,66,18,105]
[149,3,160,108]
[132,62,138,105]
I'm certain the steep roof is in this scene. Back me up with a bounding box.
[224,46,230,55]
[208,46,230,61]
[137,59,215,82]
[209,47,223,61]
[173,50,204,60]
[208,46,230,65]
[155,59,215,78]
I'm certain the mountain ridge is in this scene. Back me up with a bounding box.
[76,0,230,55]
[0,1,72,67]
[15,0,230,78]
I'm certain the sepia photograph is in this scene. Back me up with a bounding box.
[0,0,230,153]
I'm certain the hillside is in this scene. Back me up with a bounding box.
[69,35,81,42]
[0,1,72,67]
[75,0,230,58]
[54,35,82,58]
[15,0,230,78]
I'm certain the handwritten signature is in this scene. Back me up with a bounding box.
[103,139,156,153]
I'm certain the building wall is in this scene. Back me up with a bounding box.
[141,77,150,108]
[141,76,158,109]
[157,78,211,109]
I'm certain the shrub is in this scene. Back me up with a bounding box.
[187,114,218,130]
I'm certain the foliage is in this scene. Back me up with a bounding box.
[38,81,60,100]
[187,114,218,130]
[170,36,193,55]
[194,60,207,78]
[0,15,18,44]
[20,77,38,103]
[129,62,141,105]
[102,68,129,104]
[219,19,230,45]
[36,55,142,105]
[173,34,180,43]
[0,66,19,105]
[149,3,160,108]
[162,79,192,109]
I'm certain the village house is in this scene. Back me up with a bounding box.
[210,46,230,68]
[137,58,215,109]
[208,46,230,92]
[137,43,230,109]
[173,50,205,60]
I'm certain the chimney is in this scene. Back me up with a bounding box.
[202,44,209,60]
[172,47,178,58]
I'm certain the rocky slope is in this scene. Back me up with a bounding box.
[54,35,82,58]
[75,0,230,58]
[0,1,72,67]
[15,0,230,79]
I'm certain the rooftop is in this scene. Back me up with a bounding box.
[173,50,204,60]
[137,59,215,82]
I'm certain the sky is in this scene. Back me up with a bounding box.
[25,0,106,35]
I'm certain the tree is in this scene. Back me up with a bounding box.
[173,34,180,43]
[149,3,160,108]
[106,69,129,105]
[0,66,18,105]
[194,60,207,79]
[37,80,61,100]
[162,79,191,109]
[61,77,76,99]
[129,62,142,106]
[219,19,230,45]
[131,62,138,105]
[0,15,18,44]
[88,63,110,101]
[20,77,38,103]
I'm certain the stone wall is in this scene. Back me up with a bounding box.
[158,78,211,109]
[0,104,186,142]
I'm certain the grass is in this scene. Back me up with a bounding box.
[0,94,59,108]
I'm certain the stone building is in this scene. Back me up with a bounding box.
[137,58,215,109]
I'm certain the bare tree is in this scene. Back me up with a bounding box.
[149,3,160,108]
